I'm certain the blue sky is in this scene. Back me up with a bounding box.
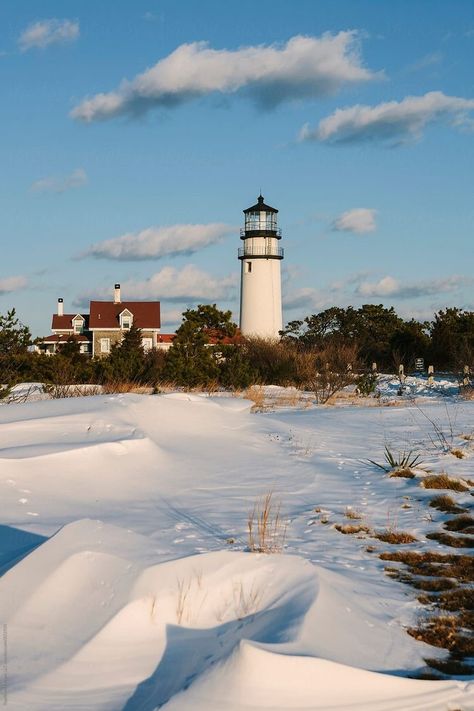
[1,0,473,336]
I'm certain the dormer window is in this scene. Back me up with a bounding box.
[119,309,133,330]
[73,315,85,334]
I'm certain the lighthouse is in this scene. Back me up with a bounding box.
[238,194,284,339]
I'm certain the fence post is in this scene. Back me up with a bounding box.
[463,365,471,387]
[428,365,434,386]
[398,364,406,383]
[371,362,377,373]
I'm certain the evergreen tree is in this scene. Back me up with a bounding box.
[163,304,237,386]
[430,308,474,370]
[104,325,146,382]
[0,309,32,392]
[0,309,31,355]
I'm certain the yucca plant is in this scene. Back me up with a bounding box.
[368,446,423,473]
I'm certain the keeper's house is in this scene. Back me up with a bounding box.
[36,284,175,357]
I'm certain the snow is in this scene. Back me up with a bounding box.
[0,388,473,709]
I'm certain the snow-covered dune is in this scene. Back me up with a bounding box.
[0,393,473,709]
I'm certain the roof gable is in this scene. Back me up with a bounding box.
[89,301,160,329]
[52,314,89,330]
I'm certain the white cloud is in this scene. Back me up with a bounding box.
[31,168,87,194]
[75,265,238,307]
[81,223,234,261]
[333,208,377,234]
[71,32,377,122]
[19,19,79,52]
[0,275,28,294]
[356,274,471,299]
[300,91,474,145]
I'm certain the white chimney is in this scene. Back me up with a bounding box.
[57,298,64,317]
[114,283,121,304]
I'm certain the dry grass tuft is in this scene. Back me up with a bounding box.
[420,474,470,492]
[102,380,153,394]
[419,588,474,611]
[248,492,287,553]
[444,515,474,533]
[387,568,456,592]
[450,448,465,459]
[379,551,473,583]
[243,385,267,411]
[426,531,474,549]
[374,530,417,544]
[459,385,474,401]
[344,507,364,520]
[389,468,416,479]
[429,495,467,514]
[382,546,473,674]
[334,523,371,535]
[408,614,474,656]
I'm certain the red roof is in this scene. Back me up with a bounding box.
[39,333,91,344]
[51,314,89,330]
[89,301,161,329]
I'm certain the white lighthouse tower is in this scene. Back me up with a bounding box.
[238,194,284,339]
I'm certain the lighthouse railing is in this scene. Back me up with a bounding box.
[238,246,284,259]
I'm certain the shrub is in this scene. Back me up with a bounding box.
[295,342,359,404]
[356,371,378,396]
[368,446,423,474]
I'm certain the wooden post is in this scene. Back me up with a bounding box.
[428,365,434,386]
[463,365,471,387]
[371,362,377,373]
[398,364,406,383]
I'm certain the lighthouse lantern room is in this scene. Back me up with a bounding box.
[238,194,284,339]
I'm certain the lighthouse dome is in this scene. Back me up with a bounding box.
[243,194,278,214]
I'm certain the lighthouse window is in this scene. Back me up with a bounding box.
[245,261,252,273]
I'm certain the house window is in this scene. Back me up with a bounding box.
[100,338,110,354]
[142,337,153,351]
[74,320,83,334]
[80,343,90,354]
[245,261,252,273]
[120,311,133,330]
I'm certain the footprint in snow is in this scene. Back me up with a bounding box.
[18,498,28,504]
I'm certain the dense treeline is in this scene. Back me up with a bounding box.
[0,304,473,395]
[280,304,474,371]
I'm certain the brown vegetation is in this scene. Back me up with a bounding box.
[247,492,287,553]
[374,530,417,544]
[334,523,371,535]
[444,515,474,533]
[426,531,474,549]
[382,548,473,676]
[420,474,470,492]
[429,495,467,514]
